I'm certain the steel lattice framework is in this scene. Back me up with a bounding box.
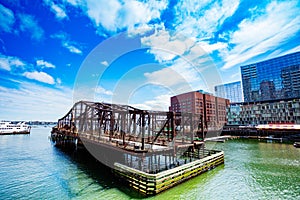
[56,101,204,152]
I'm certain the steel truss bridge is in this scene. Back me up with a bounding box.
[53,101,204,153]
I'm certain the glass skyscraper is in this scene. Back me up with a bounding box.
[241,51,300,102]
[215,81,243,103]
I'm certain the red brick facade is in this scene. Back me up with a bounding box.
[170,91,229,130]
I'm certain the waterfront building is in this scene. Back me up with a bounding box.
[241,51,300,102]
[281,65,300,98]
[169,91,230,130]
[214,81,243,103]
[227,98,300,125]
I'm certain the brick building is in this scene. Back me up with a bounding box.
[169,91,230,131]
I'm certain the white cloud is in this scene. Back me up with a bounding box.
[0,57,10,70]
[23,71,55,85]
[101,61,109,66]
[140,29,210,65]
[72,85,112,103]
[0,4,15,33]
[36,59,56,68]
[131,94,171,111]
[86,0,121,32]
[44,0,68,20]
[144,64,199,88]
[141,28,223,93]
[0,54,26,71]
[95,86,113,95]
[51,32,66,40]
[230,72,240,79]
[63,42,82,54]
[0,54,61,86]
[141,29,197,62]
[64,0,85,7]
[143,57,211,93]
[198,42,228,54]
[51,32,83,54]
[127,23,157,37]
[144,67,183,87]
[221,1,300,70]
[18,13,44,41]
[281,45,300,56]
[10,58,25,67]
[0,81,73,121]
[128,103,151,110]
[56,78,62,85]
[52,4,67,19]
[174,0,240,38]
[73,0,168,33]
[144,94,172,111]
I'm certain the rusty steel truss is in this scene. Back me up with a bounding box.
[55,101,204,152]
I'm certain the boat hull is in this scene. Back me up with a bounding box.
[293,142,300,148]
[0,121,31,135]
[0,130,30,135]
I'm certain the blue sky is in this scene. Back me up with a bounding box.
[0,0,299,121]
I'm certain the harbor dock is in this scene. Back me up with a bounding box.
[114,149,224,195]
[222,125,300,142]
[50,101,224,196]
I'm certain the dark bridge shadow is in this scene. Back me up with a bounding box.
[53,146,146,199]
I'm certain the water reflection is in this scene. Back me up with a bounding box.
[0,128,299,199]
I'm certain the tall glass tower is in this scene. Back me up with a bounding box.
[215,81,243,103]
[241,51,300,102]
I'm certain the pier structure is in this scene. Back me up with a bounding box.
[51,101,224,195]
[222,124,300,142]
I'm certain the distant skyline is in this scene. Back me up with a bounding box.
[0,0,299,121]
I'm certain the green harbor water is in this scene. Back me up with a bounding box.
[0,127,299,199]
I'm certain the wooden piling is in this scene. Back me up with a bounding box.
[114,150,224,196]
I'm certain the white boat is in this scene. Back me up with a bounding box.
[0,121,31,135]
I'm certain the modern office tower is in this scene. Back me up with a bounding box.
[214,81,243,103]
[227,99,300,125]
[281,65,300,98]
[169,91,230,130]
[241,51,300,102]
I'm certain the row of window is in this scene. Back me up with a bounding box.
[207,110,215,114]
[229,120,299,125]
[195,101,203,106]
[0,128,21,130]
[206,116,226,121]
[206,103,215,109]
[242,55,300,102]
[239,116,298,120]
[218,111,226,115]
[218,105,226,110]
[241,103,299,110]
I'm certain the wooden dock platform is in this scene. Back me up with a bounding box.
[114,150,224,196]
[50,101,224,196]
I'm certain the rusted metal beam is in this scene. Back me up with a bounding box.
[55,101,203,152]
